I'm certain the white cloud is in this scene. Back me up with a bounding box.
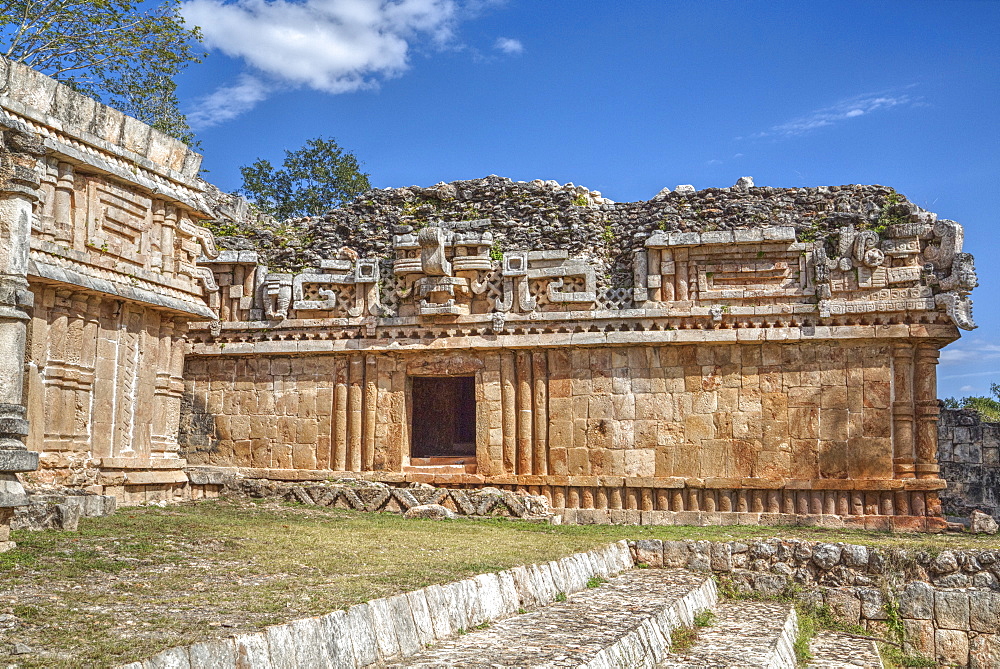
[187,74,271,130]
[960,385,976,392]
[494,37,523,54]
[940,342,1000,364]
[750,89,920,139]
[182,0,463,121]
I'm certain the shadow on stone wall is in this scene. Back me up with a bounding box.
[939,407,1000,520]
[178,391,222,465]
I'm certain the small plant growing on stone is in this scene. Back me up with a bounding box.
[517,607,527,615]
[554,592,567,602]
[692,610,715,627]
[601,224,614,245]
[572,193,589,206]
[489,240,504,262]
[669,625,698,654]
[586,576,607,588]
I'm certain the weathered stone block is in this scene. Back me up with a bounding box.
[405,589,435,647]
[970,633,1000,669]
[903,618,935,657]
[143,647,190,668]
[935,589,971,630]
[899,581,935,620]
[186,638,236,668]
[366,597,401,661]
[233,632,270,668]
[634,538,663,567]
[321,610,355,669]
[971,590,1000,633]
[824,587,861,625]
[935,628,970,666]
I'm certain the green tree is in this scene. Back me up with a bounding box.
[239,137,371,220]
[0,0,204,144]
[942,383,1000,422]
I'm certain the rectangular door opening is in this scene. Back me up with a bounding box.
[410,376,476,459]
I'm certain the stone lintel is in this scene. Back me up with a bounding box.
[120,470,188,485]
[99,457,187,470]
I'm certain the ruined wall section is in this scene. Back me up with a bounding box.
[938,408,1000,520]
[222,175,921,278]
[0,55,218,504]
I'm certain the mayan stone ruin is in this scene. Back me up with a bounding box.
[0,54,984,546]
[0,56,220,546]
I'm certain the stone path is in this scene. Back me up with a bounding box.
[657,600,798,668]
[391,569,717,668]
[807,630,882,668]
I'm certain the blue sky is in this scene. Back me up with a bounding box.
[175,0,999,398]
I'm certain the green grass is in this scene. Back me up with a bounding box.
[693,609,716,628]
[3,500,646,667]
[0,498,990,667]
[667,608,715,655]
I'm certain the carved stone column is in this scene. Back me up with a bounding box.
[151,316,176,454]
[0,123,43,550]
[914,344,942,479]
[891,343,916,478]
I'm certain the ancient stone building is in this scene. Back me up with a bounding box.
[0,55,219,543]
[0,55,983,535]
[181,177,978,531]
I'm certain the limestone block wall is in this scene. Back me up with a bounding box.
[181,336,948,530]
[938,408,1000,520]
[25,289,190,489]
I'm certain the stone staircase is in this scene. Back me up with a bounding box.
[391,571,882,669]
[392,569,717,668]
[658,600,798,668]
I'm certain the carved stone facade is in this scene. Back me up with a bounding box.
[183,186,977,531]
[0,55,218,537]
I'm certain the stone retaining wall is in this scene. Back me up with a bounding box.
[938,408,1000,521]
[118,541,634,668]
[631,538,1000,666]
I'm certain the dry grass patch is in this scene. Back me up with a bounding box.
[0,499,631,667]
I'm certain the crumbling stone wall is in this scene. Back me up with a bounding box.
[218,175,911,279]
[939,408,1000,520]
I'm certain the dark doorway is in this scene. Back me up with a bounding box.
[410,376,476,458]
